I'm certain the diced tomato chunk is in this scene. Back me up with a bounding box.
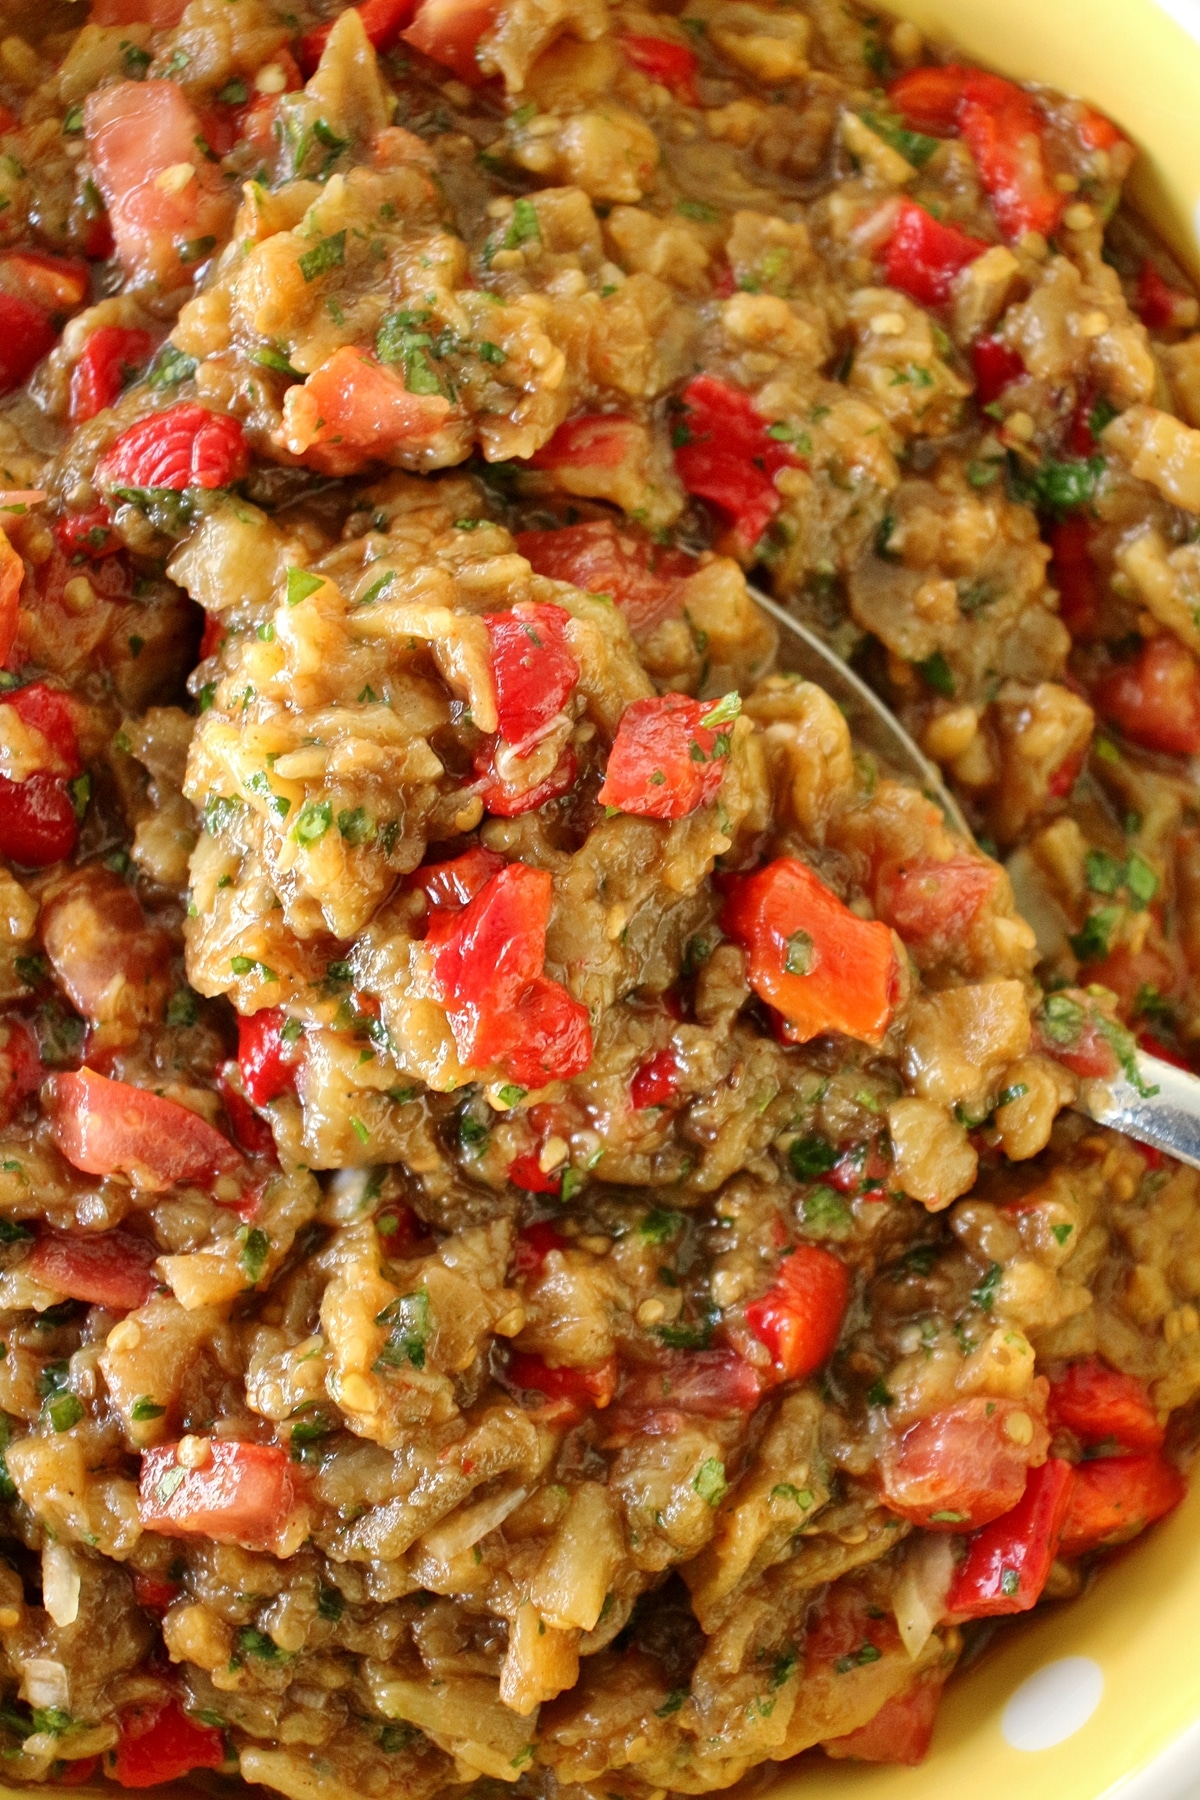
[84,80,234,289]
[7,682,82,770]
[722,857,896,1047]
[958,72,1062,241]
[299,0,416,71]
[70,326,156,424]
[744,1243,850,1381]
[631,1048,681,1110]
[674,374,799,549]
[972,335,1024,405]
[530,414,640,471]
[27,1228,159,1310]
[46,1067,242,1192]
[1050,516,1099,637]
[280,347,450,474]
[0,763,80,867]
[947,1457,1074,1620]
[237,1008,301,1107]
[598,693,732,820]
[1058,1452,1185,1557]
[618,33,699,103]
[884,200,988,306]
[508,1151,564,1195]
[887,63,969,134]
[507,1350,618,1411]
[400,0,502,83]
[427,861,592,1085]
[879,1396,1051,1530]
[807,1579,901,1671]
[0,526,21,666]
[877,854,998,952]
[608,1349,763,1430]
[0,291,56,395]
[139,1440,302,1549]
[109,1699,225,1789]
[482,603,579,747]
[515,519,693,639]
[823,1673,946,1766]
[0,1020,39,1129]
[53,503,119,563]
[511,1218,566,1271]
[1095,635,1200,757]
[1048,1356,1164,1451]
[98,403,249,493]
[411,845,507,909]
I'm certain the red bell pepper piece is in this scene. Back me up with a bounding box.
[69,326,156,424]
[237,1007,301,1107]
[1049,516,1099,637]
[110,1699,226,1788]
[299,0,417,71]
[427,860,592,1086]
[508,1151,564,1195]
[1137,260,1193,331]
[887,63,969,135]
[511,1218,566,1272]
[1048,1356,1164,1451]
[972,335,1024,404]
[482,602,579,748]
[744,1243,850,1381]
[597,693,734,820]
[884,200,988,306]
[411,845,507,909]
[474,742,577,816]
[958,71,1063,241]
[618,33,699,103]
[0,290,56,395]
[400,0,502,84]
[880,1396,1051,1530]
[215,1062,278,1161]
[529,414,641,471]
[516,518,693,639]
[53,503,119,562]
[630,1048,681,1109]
[947,1457,1074,1619]
[139,1440,302,1548]
[1077,104,1125,152]
[507,1349,618,1410]
[98,403,249,493]
[26,1229,159,1311]
[722,857,896,1047]
[1058,1451,1185,1557]
[0,527,21,668]
[0,680,84,867]
[1095,634,1200,757]
[673,373,800,549]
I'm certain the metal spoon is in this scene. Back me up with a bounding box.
[752,585,1200,1171]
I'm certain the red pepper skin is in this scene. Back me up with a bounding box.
[482,602,579,748]
[972,335,1024,405]
[947,1457,1074,1620]
[958,72,1062,240]
[139,1440,301,1547]
[216,1062,278,1160]
[130,1571,181,1614]
[53,503,119,562]
[410,845,507,910]
[877,853,998,954]
[98,403,249,493]
[516,518,692,639]
[887,63,969,134]
[1048,1356,1165,1451]
[630,1048,681,1109]
[1137,260,1191,331]
[529,413,640,471]
[884,200,988,306]
[1058,1452,1186,1557]
[744,1243,851,1381]
[597,694,731,820]
[474,743,577,817]
[299,0,417,71]
[237,1007,300,1107]
[0,290,56,395]
[109,1699,226,1788]
[673,373,800,549]
[69,326,156,424]
[0,685,84,869]
[508,1151,563,1195]
[1095,635,1200,757]
[618,33,699,103]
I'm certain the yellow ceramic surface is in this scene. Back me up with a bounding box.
[773,14,1200,1799]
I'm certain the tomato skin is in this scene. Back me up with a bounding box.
[515,519,692,639]
[98,403,249,493]
[0,291,56,394]
[46,1067,241,1191]
[1048,1357,1164,1451]
[631,1048,681,1109]
[877,854,998,953]
[744,1243,850,1381]
[109,1699,226,1789]
[482,603,579,747]
[400,0,501,83]
[884,200,988,306]
[27,1229,159,1310]
[618,33,699,102]
[880,1395,1051,1530]
[507,1350,618,1411]
[237,1007,300,1107]
[722,857,896,1048]
[947,1456,1074,1620]
[410,845,507,910]
[280,347,450,472]
[1058,1452,1185,1557]
[823,1674,945,1766]
[427,861,592,1085]
[674,374,799,549]
[1095,635,1200,757]
[139,1440,302,1549]
[70,326,156,425]
[598,694,731,820]
[972,335,1024,405]
[887,63,969,134]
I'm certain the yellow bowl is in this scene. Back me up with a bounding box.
[778,15,1200,1799]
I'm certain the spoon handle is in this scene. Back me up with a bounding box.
[1076,1053,1200,1171]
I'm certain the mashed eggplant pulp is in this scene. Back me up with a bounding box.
[0,0,1199,1794]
